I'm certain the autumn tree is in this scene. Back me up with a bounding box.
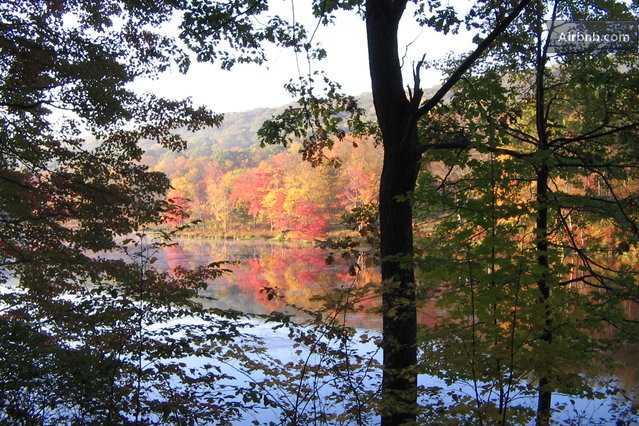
[0,0,281,422]
[250,1,533,422]
[206,170,240,233]
[154,137,382,238]
[333,137,382,211]
[232,166,274,222]
[415,2,639,423]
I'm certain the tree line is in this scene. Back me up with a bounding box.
[150,138,381,240]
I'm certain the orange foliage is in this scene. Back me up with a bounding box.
[154,137,383,239]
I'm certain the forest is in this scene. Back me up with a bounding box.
[1,0,638,425]
[147,130,381,240]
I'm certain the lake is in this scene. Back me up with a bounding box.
[154,238,385,328]
[149,238,637,424]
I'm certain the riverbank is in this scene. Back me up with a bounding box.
[164,222,358,244]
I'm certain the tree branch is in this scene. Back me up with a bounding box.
[417,0,533,117]
[419,132,534,159]
[551,122,639,145]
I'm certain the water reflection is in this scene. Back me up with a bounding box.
[153,238,637,417]
[155,238,384,329]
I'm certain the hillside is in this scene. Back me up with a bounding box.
[141,88,454,240]
[141,92,377,164]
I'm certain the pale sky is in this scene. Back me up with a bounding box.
[133,3,475,113]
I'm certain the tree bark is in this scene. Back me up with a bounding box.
[366,1,421,424]
[535,163,552,426]
[378,137,421,425]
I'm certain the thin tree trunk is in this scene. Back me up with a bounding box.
[535,163,552,426]
[535,20,553,421]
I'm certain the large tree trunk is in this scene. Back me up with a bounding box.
[366,1,421,423]
[364,1,531,422]
[379,140,421,425]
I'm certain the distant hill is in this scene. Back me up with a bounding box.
[141,92,374,162]
[185,107,287,150]
[140,107,282,160]
[142,87,442,162]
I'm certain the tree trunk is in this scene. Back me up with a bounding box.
[364,0,531,422]
[535,29,552,422]
[535,163,552,426]
[366,1,421,423]
[379,141,420,425]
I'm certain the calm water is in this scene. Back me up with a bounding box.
[150,238,637,424]
[154,238,384,328]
